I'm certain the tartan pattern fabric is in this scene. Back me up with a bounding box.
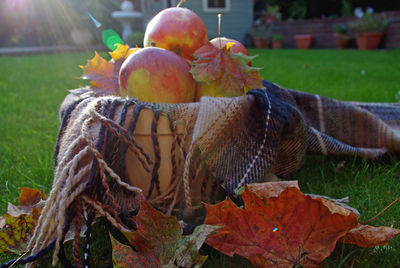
[55,80,400,208]
[26,80,400,263]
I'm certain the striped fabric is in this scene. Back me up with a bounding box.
[53,80,400,212]
[25,80,400,263]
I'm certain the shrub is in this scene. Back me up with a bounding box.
[127,32,145,47]
[347,7,387,34]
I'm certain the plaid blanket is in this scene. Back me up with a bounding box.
[26,80,400,264]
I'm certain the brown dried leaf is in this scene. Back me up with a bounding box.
[248,181,357,216]
[341,224,400,248]
[246,181,299,198]
[18,187,45,206]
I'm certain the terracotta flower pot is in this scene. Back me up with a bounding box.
[295,34,313,49]
[333,33,351,50]
[253,37,266,48]
[272,40,283,49]
[355,32,384,50]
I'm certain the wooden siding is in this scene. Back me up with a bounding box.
[182,0,253,43]
[140,0,253,43]
[141,0,167,25]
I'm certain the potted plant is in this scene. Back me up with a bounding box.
[333,24,351,50]
[272,34,283,49]
[249,24,272,48]
[347,7,387,50]
[295,34,313,49]
[264,4,282,23]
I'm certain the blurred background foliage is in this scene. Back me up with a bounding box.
[254,0,400,21]
[1,0,400,47]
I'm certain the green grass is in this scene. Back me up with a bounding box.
[0,52,91,206]
[252,49,400,102]
[1,49,400,267]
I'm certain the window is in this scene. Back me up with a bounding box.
[208,0,226,8]
[203,0,230,13]
[167,0,179,7]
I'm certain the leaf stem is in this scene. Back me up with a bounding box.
[361,196,400,225]
[9,251,28,268]
[177,0,186,8]
[218,14,222,48]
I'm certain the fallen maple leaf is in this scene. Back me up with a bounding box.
[18,187,46,207]
[0,214,36,255]
[204,186,359,268]
[190,42,262,98]
[246,181,300,198]
[0,188,46,254]
[337,195,400,248]
[340,224,400,248]
[80,44,138,96]
[248,181,359,216]
[110,233,140,268]
[111,198,219,267]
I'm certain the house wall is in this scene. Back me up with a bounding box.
[140,0,253,43]
[140,0,167,25]
[182,0,253,43]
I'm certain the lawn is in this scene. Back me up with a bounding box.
[0,49,400,267]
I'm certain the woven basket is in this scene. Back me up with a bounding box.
[124,108,188,199]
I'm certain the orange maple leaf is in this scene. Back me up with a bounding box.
[204,186,359,268]
[18,187,46,207]
[80,44,138,96]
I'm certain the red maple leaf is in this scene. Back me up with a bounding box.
[191,42,263,99]
[204,186,359,267]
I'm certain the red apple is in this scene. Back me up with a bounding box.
[210,37,250,56]
[143,7,208,61]
[119,47,196,103]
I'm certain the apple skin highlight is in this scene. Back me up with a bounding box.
[119,47,196,103]
[210,37,250,56]
[144,7,208,61]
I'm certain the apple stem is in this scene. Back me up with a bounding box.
[218,14,222,48]
[177,0,186,7]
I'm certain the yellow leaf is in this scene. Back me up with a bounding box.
[224,42,235,52]
[108,44,138,61]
